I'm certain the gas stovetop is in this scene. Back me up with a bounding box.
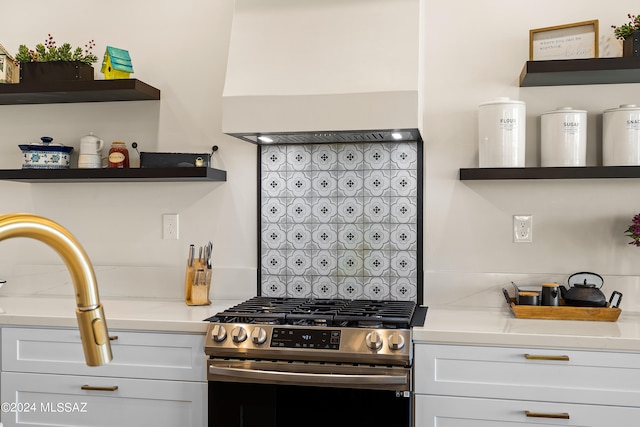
[204,297,427,365]
[205,296,425,329]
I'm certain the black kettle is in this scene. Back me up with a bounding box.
[560,272,619,307]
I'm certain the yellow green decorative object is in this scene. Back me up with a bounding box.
[101,46,133,79]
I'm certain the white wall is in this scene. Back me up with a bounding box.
[222,0,421,135]
[422,0,640,310]
[1,0,639,312]
[0,0,257,300]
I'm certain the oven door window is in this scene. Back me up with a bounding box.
[209,381,411,427]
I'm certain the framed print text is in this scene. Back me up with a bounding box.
[530,20,599,60]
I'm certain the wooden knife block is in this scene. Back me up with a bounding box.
[184,259,211,306]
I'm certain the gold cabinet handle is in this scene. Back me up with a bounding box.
[524,353,570,361]
[109,336,119,341]
[81,385,118,392]
[525,410,570,419]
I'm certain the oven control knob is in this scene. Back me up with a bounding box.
[231,326,248,343]
[251,327,268,345]
[211,325,227,343]
[388,332,405,351]
[365,331,383,351]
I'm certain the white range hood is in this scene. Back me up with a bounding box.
[222,0,422,144]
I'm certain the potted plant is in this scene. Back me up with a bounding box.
[625,213,640,247]
[14,34,97,83]
[611,14,640,57]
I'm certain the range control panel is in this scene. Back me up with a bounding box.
[204,323,412,365]
[271,328,341,350]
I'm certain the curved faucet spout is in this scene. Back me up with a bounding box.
[0,213,112,366]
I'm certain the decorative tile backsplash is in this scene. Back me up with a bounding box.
[260,142,420,301]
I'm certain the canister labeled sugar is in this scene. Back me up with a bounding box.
[541,107,587,167]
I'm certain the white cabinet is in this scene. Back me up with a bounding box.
[0,327,207,427]
[416,395,640,427]
[1,372,205,427]
[414,343,640,426]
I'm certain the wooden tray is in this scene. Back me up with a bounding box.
[507,298,621,322]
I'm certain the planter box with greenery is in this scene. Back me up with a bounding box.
[19,61,94,83]
[623,31,640,57]
[613,13,640,57]
[15,34,97,83]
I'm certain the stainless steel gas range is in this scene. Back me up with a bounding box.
[204,297,426,427]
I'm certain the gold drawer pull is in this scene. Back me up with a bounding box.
[524,354,570,361]
[109,336,119,341]
[81,385,119,392]
[525,410,570,419]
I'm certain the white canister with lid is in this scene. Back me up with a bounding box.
[540,107,587,167]
[603,104,640,166]
[478,97,526,168]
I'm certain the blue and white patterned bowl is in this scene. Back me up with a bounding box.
[19,137,74,169]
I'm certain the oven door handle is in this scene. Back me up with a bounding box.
[209,365,408,387]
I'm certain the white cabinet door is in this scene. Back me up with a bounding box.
[414,343,640,406]
[1,372,206,427]
[416,395,640,427]
[2,327,206,381]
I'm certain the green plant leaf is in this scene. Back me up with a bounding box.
[13,35,98,63]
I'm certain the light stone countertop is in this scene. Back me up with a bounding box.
[414,305,640,352]
[3,296,640,353]
[0,296,242,334]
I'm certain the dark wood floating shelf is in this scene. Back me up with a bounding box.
[0,79,160,105]
[519,57,640,87]
[0,167,226,183]
[460,166,640,180]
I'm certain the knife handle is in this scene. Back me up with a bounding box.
[502,288,512,305]
[188,244,195,267]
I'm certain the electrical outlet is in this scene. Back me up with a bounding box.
[513,215,532,243]
[162,214,179,240]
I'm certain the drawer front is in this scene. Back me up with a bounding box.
[414,343,640,406]
[416,395,640,427]
[2,327,206,381]
[0,372,206,427]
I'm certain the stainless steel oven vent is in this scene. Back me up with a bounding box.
[227,128,421,145]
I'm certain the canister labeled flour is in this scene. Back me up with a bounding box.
[541,107,587,167]
[603,104,640,166]
[478,97,526,168]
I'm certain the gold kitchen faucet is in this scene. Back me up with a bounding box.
[0,213,112,366]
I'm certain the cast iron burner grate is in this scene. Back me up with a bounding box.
[206,297,419,328]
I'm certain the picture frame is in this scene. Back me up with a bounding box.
[529,20,599,61]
